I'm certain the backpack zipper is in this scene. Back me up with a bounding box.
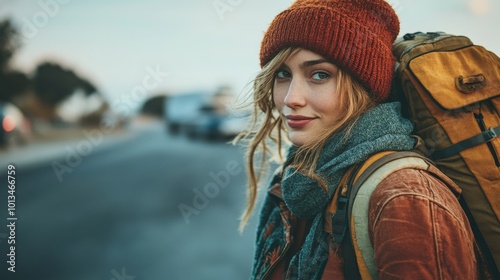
[474,112,500,167]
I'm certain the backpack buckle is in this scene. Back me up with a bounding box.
[456,74,487,94]
[486,127,498,142]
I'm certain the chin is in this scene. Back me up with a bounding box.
[288,132,311,147]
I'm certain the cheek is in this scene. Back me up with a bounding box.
[315,89,342,118]
[272,84,285,111]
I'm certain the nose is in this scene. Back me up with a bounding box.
[283,78,306,109]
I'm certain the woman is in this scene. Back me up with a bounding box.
[236,0,488,279]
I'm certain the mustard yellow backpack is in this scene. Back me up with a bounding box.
[393,32,499,277]
[325,32,500,279]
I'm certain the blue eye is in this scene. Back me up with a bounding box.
[312,71,330,80]
[275,69,291,79]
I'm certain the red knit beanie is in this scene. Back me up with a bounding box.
[260,0,400,101]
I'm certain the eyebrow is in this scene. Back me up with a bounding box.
[279,59,332,70]
[300,59,331,68]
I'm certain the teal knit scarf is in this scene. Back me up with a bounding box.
[280,102,415,279]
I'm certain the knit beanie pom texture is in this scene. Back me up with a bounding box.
[260,0,400,101]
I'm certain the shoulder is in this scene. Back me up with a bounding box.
[367,168,479,279]
[372,168,459,202]
[369,168,467,227]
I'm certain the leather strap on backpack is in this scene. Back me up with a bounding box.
[324,150,433,279]
[432,125,500,160]
[325,151,396,242]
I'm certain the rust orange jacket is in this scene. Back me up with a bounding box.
[252,168,491,279]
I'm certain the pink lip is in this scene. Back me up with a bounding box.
[285,115,316,129]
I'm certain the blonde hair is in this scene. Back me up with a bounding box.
[234,47,376,232]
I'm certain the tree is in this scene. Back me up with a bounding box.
[33,62,98,107]
[140,95,166,117]
[80,78,97,96]
[0,70,29,102]
[0,19,19,71]
[0,19,28,103]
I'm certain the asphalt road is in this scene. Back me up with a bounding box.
[0,122,260,280]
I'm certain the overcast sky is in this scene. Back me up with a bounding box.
[1,0,498,112]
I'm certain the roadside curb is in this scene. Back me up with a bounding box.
[0,127,130,170]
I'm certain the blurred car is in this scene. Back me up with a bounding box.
[164,91,210,134]
[218,111,249,139]
[0,102,31,148]
[184,105,249,140]
[164,88,247,140]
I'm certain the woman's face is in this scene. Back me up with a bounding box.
[273,49,342,146]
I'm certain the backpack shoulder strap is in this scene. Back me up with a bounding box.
[324,151,394,242]
[325,150,434,280]
[349,151,432,279]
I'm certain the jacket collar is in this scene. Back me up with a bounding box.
[269,183,283,199]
